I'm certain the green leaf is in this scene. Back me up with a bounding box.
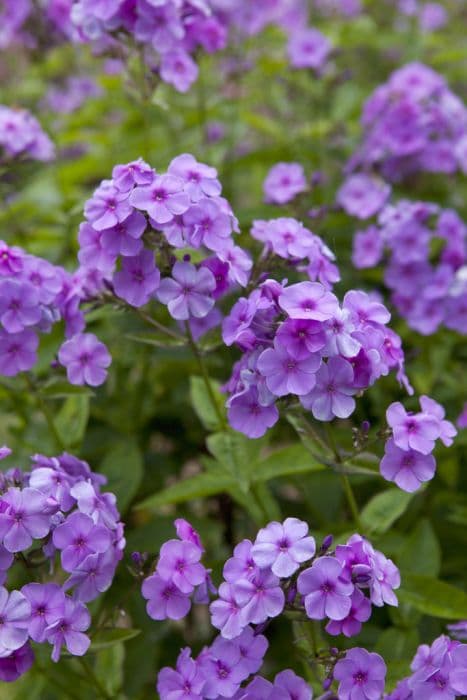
[95,643,125,696]
[55,395,90,449]
[361,488,414,536]
[190,376,225,431]
[90,628,141,651]
[100,441,144,512]
[398,574,467,619]
[125,332,186,348]
[251,444,324,482]
[39,380,94,398]
[136,472,236,510]
[207,430,267,492]
[398,519,441,577]
[375,627,419,663]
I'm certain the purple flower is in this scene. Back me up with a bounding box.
[368,550,400,607]
[234,626,268,675]
[84,182,132,231]
[0,329,38,376]
[380,439,436,492]
[157,648,205,700]
[228,387,279,439]
[52,511,112,572]
[274,669,312,700]
[263,163,307,205]
[100,211,146,256]
[175,519,203,550]
[0,487,51,552]
[0,588,30,656]
[337,174,390,220]
[287,28,331,71]
[130,174,190,224]
[334,647,386,700]
[419,395,457,447]
[301,357,356,421]
[352,226,384,269]
[21,583,65,643]
[0,642,34,683]
[0,279,41,333]
[157,539,206,594]
[233,569,285,625]
[450,644,467,695]
[157,261,215,320]
[64,551,116,603]
[210,582,244,639]
[202,636,250,698]
[276,319,326,359]
[279,282,339,321]
[160,50,199,93]
[325,588,372,637]
[168,154,221,202]
[343,290,391,328]
[297,556,354,620]
[113,249,161,307]
[58,332,111,386]
[251,518,316,578]
[223,540,259,583]
[386,402,439,455]
[142,572,192,621]
[45,597,90,662]
[183,199,232,252]
[257,343,321,397]
[112,158,154,192]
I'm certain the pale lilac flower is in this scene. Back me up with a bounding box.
[130,174,190,224]
[334,647,386,700]
[157,261,215,320]
[183,199,232,251]
[234,626,268,676]
[343,290,391,327]
[0,280,41,333]
[352,226,384,268]
[297,556,353,621]
[0,588,30,655]
[386,402,439,454]
[58,332,111,386]
[325,588,371,637]
[113,249,161,307]
[142,572,191,621]
[257,343,321,397]
[279,282,339,321]
[419,395,457,447]
[287,28,331,71]
[274,669,312,700]
[84,182,132,231]
[276,319,326,359]
[157,648,205,700]
[45,597,90,662]
[369,550,400,607]
[168,154,221,202]
[210,582,244,639]
[64,551,116,602]
[337,174,391,220]
[301,357,356,421]
[112,158,154,192]
[380,439,436,492]
[234,570,285,625]
[100,211,146,256]
[160,50,199,93]
[263,163,307,205]
[157,539,206,595]
[0,329,38,376]
[21,583,65,643]
[217,244,252,287]
[223,540,259,583]
[228,387,279,439]
[52,511,112,572]
[251,518,316,578]
[0,487,51,552]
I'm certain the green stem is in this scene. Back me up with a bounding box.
[185,322,227,430]
[78,657,113,700]
[324,424,363,532]
[136,308,186,342]
[24,374,65,451]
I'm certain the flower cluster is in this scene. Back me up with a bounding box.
[0,448,124,682]
[385,634,467,699]
[0,0,76,49]
[352,200,467,335]
[77,154,251,347]
[223,222,409,437]
[0,241,109,382]
[348,62,467,181]
[142,518,400,698]
[70,0,230,93]
[0,106,54,162]
[380,396,457,492]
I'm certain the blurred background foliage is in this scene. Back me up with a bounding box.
[0,1,467,697]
